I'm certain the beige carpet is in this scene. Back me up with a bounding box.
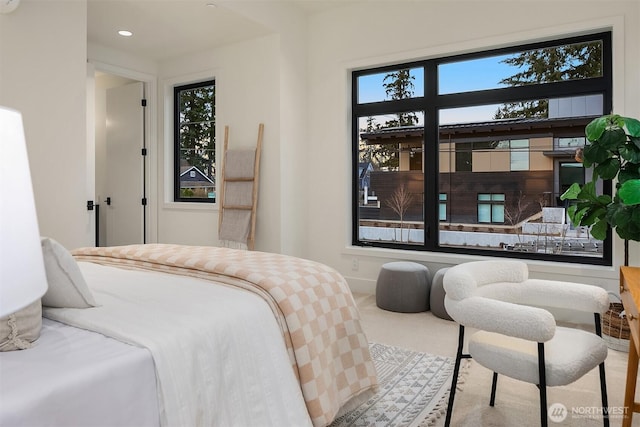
[353,292,640,427]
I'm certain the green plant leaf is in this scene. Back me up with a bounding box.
[585,116,608,141]
[627,209,640,241]
[594,157,621,180]
[624,117,640,138]
[607,203,632,228]
[606,203,640,241]
[619,166,640,185]
[631,135,640,150]
[560,182,582,200]
[618,225,640,242]
[581,205,607,226]
[582,142,611,165]
[612,114,626,128]
[566,204,579,222]
[619,180,640,205]
[620,145,640,163]
[589,218,608,240]
[577,181,599,202]
[599,127,627,151]
[571,205,589,225]
[596,194,612,205]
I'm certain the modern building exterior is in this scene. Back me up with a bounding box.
[357,94,605,255]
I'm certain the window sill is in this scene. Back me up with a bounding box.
[162,201,217,211]
[342,244,617,281]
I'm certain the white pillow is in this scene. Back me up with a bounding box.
[0,300,42,351]
[41,237,98,308]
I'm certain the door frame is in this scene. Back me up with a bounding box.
[88,60,158,245]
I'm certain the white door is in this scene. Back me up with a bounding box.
[105,82,145,246]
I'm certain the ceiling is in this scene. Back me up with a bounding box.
[87,0,346,62]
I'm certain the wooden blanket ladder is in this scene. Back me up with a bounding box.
[217,123,263,250]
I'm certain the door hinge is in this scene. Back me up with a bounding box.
[141,148,147,156]
[141,99,147,107]
[141,198,147,206]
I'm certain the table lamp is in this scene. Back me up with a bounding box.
[0,106,47,318]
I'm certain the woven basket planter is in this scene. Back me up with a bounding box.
[601,299,630,352]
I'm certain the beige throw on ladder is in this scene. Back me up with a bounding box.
[218,124,263,250]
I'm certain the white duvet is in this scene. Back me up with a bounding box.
[44,262,312,427]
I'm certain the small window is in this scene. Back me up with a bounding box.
[557,137,586,149]
[509,139,529,171]
[478,193,505,223]
[439,193,447,221]
[174,80,216,202]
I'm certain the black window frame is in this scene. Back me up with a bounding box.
[174,79,216,203]
[352,31,613,265]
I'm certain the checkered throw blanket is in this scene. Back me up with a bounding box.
[72,244,378,427]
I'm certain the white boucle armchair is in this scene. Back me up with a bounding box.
[442,260,610,427]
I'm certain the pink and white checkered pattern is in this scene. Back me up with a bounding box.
[72,244,378,427]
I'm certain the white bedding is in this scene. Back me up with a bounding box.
[43,261,312,427]
[0,318,159,427]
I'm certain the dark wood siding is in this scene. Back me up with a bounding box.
[364,170,553,224]
[367,171,424,221]
[440,171,553,224]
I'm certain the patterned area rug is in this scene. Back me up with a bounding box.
[329,343,456,427]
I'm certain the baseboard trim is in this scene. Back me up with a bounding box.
[345,276,376,295]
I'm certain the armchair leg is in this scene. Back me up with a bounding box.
[490,372,498,406]
[594,313,609,427]
[599,361,609,427]
[538,342,548,427]
[445,325,470,427]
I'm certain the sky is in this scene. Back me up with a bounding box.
[357,53,518,125]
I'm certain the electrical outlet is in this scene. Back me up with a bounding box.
[351,258,359,271]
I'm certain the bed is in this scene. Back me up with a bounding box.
[0,243,378,427]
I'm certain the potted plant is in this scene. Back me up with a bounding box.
[561,114,640,266]
[561,114,640,351]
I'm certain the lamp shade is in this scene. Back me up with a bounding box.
[0,106,47,318]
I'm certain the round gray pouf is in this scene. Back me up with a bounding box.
[376,262,431,313]
[430,267,453,321]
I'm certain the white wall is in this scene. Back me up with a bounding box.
[154,2,311,256]
[219,1,310,257]
[157,35,284,252]
[0,0,89,250]
[305,0,640,294]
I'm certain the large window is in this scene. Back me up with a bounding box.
[174,80,216,202]
[352,32,612,264]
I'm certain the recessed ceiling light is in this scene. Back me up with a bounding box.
[206,2,217,7]
[118,30,133,37]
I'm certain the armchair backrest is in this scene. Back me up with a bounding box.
[443,260,556,341]
[443,260,609,331]
[443,260,528,301]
